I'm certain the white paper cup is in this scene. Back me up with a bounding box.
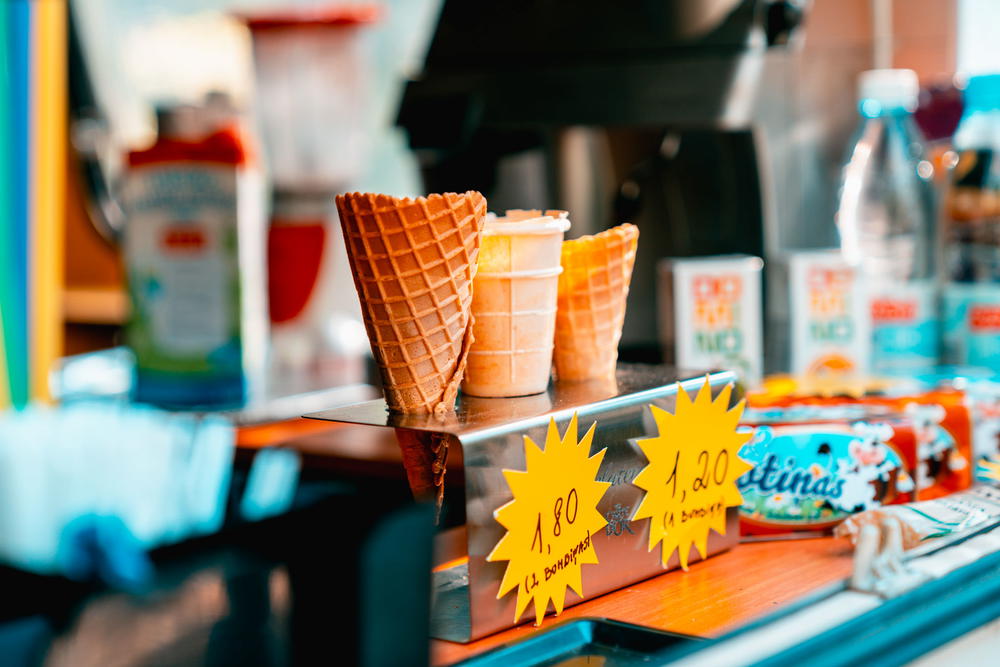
[462,211,570,397]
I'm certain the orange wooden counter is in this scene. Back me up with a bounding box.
[432,537,854,665]
[238,419,855,667]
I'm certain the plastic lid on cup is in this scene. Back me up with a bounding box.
[964,74,1000,112]
[485,210,571,235]
[858,69,920,116]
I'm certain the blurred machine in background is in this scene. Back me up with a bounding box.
[67,0,956,382]
[67,0,445,410]
[397,0,901,372]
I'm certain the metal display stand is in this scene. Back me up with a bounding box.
[307,365,743,642]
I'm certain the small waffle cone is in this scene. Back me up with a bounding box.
[395,429,450,520]
[336,191,486,413]
[554,223,639,381]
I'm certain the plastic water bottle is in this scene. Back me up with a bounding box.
[836,69,938,376]
[942,74,1000,369]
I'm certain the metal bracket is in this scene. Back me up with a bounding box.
[308,365,743,641]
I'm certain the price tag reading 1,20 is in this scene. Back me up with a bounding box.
[488,413,611,626]
[632,378,754,570]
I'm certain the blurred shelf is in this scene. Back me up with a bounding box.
[62,286,127,325]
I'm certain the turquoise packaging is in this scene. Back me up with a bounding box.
[870,281,939,375]
[942,284,972,364]
[240,447,301,522]
[0,404,234,579]
[943,283,1000,371]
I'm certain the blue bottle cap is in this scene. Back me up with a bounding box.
[964,74,1000,112]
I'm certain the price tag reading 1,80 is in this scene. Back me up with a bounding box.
[530,487,578,555]
[488,413,611,626]
[632,378,754,570]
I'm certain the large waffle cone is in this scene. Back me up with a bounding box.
[554,223,639,381]
[336,191,486,413]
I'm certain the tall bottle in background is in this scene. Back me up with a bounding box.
[836,69,938,376]
[942,74,1000,370]
[122,103,268,408]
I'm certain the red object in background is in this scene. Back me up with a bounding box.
[970,305,1000,331]
[871,298,917,323]
[267,221,327,324]
[914,82,964,143]
[915,82,965,182]
[161,226,207,252]
[127,125,250,168]
[865,391,972,502]
[240,4,380,31]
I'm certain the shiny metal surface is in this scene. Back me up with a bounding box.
[308,364,743,642]
[52,346,378,426]
[309,364,728,436]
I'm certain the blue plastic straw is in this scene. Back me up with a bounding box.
[0,5,12,409]
[3,0,32,408]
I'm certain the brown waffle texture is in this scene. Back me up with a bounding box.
[336,191,486,413]
[395,429,450,520]
[554,223,639,381]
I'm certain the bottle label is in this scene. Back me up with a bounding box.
[869,281,938,375]
[943,283,1000,371]
[123,165,243,383]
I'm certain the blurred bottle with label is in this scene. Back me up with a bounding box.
[836,69,938,377]
[942,74,1000,370]
[122,102,268,408]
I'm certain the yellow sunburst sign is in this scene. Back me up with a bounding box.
[488,413,611,626]
[632,378,754,570]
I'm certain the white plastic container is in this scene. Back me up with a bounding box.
[242,7,379,190]
[462,210,570,397]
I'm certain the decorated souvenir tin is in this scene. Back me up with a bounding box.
[738,397,973,535]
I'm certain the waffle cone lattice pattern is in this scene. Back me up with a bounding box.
[336,192,486,413]
[554,223,639,381]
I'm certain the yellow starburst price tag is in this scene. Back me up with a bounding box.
[487,413,611,626]
[632,378,754,570]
